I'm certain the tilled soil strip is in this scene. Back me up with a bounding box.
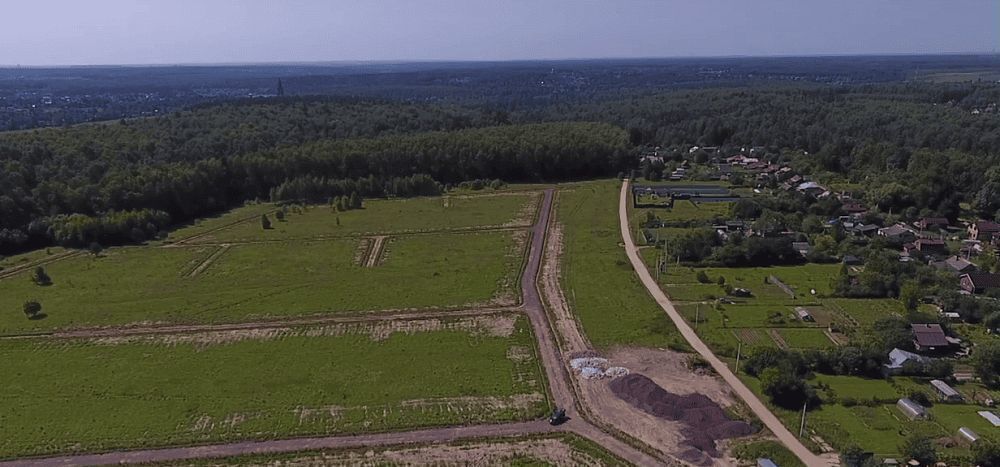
[365,236,387,267]
[0,307,519,341]
[185,245,231,278]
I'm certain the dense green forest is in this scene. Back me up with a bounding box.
[0,97,624,251]
[5,81,1000,253]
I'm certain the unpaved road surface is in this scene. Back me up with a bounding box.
[0,422,560,467]
[4,188,664,467]
[617,179,831,466]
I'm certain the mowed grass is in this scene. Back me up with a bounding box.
[0,315,546,459]
[0,231,522,334]
[177,193,539,243]
[558,181,685,349]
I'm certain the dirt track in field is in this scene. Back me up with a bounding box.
[2,188,668,467]
[0,250,85,281]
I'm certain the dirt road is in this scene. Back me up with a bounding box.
[617,180,831,466]
[3,188,665,467]
[0,422,560,467]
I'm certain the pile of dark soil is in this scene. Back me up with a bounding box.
[609,373,753,463]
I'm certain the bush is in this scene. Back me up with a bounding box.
[22,300,42,319]
[30,267,52,286]
[696,270,711,283]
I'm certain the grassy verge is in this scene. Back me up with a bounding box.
[558,180,686,350]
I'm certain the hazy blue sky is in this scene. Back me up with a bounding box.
[3,0,997,65]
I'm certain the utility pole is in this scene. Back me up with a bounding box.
[695,303,701,330]
[798,401,808,438]
[734,341,742,374]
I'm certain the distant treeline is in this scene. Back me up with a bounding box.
[0,108,627,252]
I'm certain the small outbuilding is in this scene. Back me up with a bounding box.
[896,397,927,420]
[795,307,814,322]
[930,379,962,402]
[757,459,779,467]
[883,348,930,376]
[978,410,1000,427]
[958,426,980,443]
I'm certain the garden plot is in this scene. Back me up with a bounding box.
[0,314,547,459]
[0,231,525,335]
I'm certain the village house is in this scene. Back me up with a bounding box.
[959,272,1000,294]
[796,181,826,196]
[904,238,947,255]
[791,242,812,258]
[911,323,951,353]
[930,256,976,275]
[878,224,917,242]
[915,217,950,231]
[968,220,1000,242]
[842,201,868,215]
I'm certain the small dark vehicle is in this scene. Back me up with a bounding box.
[549,408,567,425]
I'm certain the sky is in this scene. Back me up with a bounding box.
[2,0,997,66]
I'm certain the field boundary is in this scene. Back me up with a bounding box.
[0,307,521,341]
[175,225,532,247]
[0,250,86,281]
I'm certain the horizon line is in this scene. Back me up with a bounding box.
[0,50,996,69]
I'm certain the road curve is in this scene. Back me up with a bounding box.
[1,187,663,467]
[617,179,828,466]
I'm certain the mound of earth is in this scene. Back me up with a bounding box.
[608,373,753,461]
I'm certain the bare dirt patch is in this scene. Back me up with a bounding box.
[352,237,373,266]
[609,374,753,463]
[542,222,591,353]
[178,436,610,466]
[575,347,744,466]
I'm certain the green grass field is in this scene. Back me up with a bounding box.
[174,193,538,244]
[0,314,547,459]
[0,247,71,271]
[0,231,523,334]
[558,181,685,349]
